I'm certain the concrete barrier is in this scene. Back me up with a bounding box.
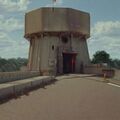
[0,84,14,99]
[113,70,120,80]
[102,69,115,78]
[0,71,40,83]
[84,65,107,75]
[0,76,54,101]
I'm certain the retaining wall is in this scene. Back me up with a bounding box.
[0,71,40,83]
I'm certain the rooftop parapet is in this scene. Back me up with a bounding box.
[25,7,90,38]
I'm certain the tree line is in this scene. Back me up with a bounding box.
[91,51,120,69]
[0,50,119,72]
[0,57,28,72]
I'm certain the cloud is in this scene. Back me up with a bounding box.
[0,0,30,58]
[46,0,63,7]
[91,21,120,37]
[54,0,63,5]
[88,21,120,59]
[0,0,30,12]
[0,32,14,48]
[0,32,7,39]
[0,15,23,32]
[0,31,29,58]
[0,13,27,58]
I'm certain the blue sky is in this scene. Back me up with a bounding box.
[0,0,120,59]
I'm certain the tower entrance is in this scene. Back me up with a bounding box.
[63,52,77,74]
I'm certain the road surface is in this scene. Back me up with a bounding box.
[0,75,120,120]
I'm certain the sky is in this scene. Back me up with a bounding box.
[0,0,120,59]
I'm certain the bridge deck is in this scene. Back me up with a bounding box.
[0,74,120,120]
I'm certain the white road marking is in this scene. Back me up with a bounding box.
[107,83,120,88]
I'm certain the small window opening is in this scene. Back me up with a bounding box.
[52,45,54,50]
[62,36,68,43]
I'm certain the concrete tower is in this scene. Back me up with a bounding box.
[25,7,90,75]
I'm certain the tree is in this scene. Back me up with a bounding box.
[110,59,120,69]
[0,57,28,72]
[91,50,111,64]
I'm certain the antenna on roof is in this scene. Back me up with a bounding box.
[52,0,57,11]
[53,0,57,3]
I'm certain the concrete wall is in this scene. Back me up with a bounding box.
[25,7,91,75]
[0,71,40,84]
[25,7,90,38]
[28,36,59,75]
[28,35,90,75]
[84,65,106,75]
[40,36,58,75]
[114,69,120,80]
[71,37,90,72]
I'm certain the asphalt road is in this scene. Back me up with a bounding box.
[0,75,120,120]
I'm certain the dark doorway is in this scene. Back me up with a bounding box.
[63,52,77,74]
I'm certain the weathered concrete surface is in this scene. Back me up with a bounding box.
[0,71,40,83]
[25,8,90,74]
[25,8,90,37]
[112,69,120,80]
[0,76,54,99]
[0,75,120,120]
[108,69,120,85]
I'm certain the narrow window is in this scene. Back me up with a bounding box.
[52,45,54,50]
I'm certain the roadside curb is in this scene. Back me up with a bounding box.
[0,76,55,103]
